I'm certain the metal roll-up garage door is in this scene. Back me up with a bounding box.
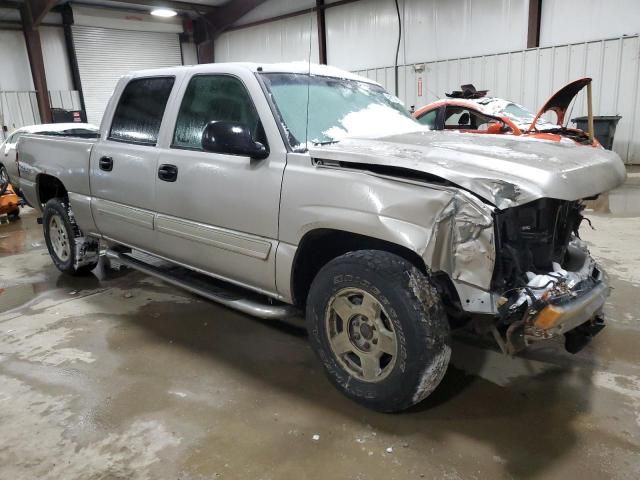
[72,25,182,126]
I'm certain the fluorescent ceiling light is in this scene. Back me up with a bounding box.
[151,8,177,17]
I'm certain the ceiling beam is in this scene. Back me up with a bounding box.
[204,0,269,38]
[79,0,216,15]
[21,0,59,28]
[0,0,22,9]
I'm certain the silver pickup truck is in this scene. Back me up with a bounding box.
[16,63,626,412]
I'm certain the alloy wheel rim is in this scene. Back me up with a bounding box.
[325,287,398,383]
[49,214,70,261]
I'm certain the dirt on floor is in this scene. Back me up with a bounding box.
[1,176,639,480]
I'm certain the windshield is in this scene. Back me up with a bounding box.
[260,73,422,150]
[502,103,538,123]
[476,98,558,130]
[501,102,557,129]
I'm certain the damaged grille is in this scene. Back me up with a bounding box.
[492,198,584,290]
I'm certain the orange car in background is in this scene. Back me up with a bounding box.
[0,183,20,220]
[413,78,600,147]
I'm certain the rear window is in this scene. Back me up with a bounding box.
[109,76,174,145]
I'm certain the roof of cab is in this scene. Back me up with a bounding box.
[126,62,380,86]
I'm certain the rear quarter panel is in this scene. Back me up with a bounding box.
[17,135,97,233]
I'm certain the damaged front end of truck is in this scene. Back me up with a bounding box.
[490,198,608,354]
[421,187,609,355]
[311,130,626,355]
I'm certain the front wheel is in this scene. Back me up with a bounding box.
[43,198,99,275]
[306,250,451,412]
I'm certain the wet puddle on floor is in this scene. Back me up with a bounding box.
[0,283,42,313]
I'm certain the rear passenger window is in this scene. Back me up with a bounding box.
[172,75,261,150]
[109,77,174,145]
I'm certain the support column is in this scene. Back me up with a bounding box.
[61,5,86,115]
[21,1,53,124]
[316,0,327,64]
[527,0,542,48]
[22,27,52,124]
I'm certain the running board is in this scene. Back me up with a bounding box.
[104,249,300,321]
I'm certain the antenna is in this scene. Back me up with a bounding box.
[304,10,313,150]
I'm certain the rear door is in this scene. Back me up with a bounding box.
[90,75,176,251]
[153,72,287,294]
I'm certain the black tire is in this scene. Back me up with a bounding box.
[0,164,8,196]
[306,250,451,412]
[8,209,20,221]
[42,198,98,275]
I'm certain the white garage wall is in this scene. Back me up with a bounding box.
[327,0,529,70]
[355,35,640,165]
[540,0,640,47]
[215,13,319,64]
[0,30,41,132]
[0,27,82,133]
[40,26,74,91]
[0,30,35,91]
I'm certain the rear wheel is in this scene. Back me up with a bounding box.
[306,250,451,412]
[43,198,99,275]
[8,209,20,221]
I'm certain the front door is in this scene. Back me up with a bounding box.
[153,73,286,294]
[90,76,175,252]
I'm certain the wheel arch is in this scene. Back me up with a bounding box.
[290,228,431,308]
[36,174,68,206]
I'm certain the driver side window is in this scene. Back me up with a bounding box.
[444,106,498,131]
[173,75,261,150]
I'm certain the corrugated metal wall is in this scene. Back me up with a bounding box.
[355,35,640,164]
[0,90,82,136]
[0,92,40,134]
[0,28,80,136]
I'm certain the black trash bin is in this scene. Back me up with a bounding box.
[572,115,621,150]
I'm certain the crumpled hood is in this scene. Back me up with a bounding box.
[528,77,591,132]
[309,130,626,209]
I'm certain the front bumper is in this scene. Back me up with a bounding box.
[527,273,609,340]
[497,245,610,354]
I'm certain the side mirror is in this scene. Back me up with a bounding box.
[201,121,269,159]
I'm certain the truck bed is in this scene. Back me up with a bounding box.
[17,134,97,209]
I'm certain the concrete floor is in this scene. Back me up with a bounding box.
[1,173,639,480]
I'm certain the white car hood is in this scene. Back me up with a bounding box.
[309,130,626,209]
